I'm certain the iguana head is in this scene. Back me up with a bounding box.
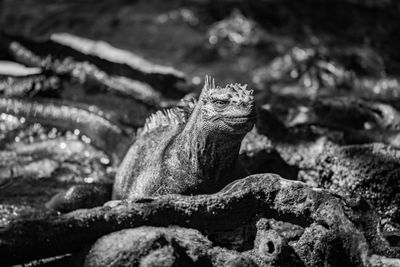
[199,76,256,135]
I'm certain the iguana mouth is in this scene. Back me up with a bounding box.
[223,115,256,124]
[224,115,256,121]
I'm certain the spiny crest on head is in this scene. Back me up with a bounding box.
[201,75,254,102]
[224,83,254,103]
[200,75,217,100]
[224,83,253,97]
[204,75,216,91]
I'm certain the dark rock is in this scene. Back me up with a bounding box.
[84,227,212,267]
[221,255,257,267]
[316,143,400,231]
[0,97,131,162]
[208,247,257,267]
[46,184,112,213]
[293,223,354,267]
[240,130,299,180]
[0,33,186,106]
[1,174,398,265]
[0,61,60,97]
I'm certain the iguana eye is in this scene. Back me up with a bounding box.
[213,99,229,107]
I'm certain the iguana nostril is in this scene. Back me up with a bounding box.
[266,241,275,254]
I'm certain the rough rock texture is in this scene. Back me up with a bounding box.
[1,3,400,266]
[84,227,212,267]
[250,218,304,266]
[316,143,400,232]
[85,226,262,267]
[255,118,400,232]
[253,69,400,232]
[1,174,399,266]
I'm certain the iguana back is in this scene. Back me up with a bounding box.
[112,106,191,199]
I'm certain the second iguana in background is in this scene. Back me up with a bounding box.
[113,76,256,199]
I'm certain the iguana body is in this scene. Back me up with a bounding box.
[113,76,256,199]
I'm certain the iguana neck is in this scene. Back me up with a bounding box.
[177,103,244,188]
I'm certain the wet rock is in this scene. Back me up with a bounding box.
[253,44,400,105]
[0,33,186,106]
[0,204,54,228]
[0,134,114,210]
[46,183,112,213]
[0,157,59,179]
[296,97,400,134]
[50,32,186,96]
[0,60,60,97]
[337,47,386,77]
[0,74,60,98]
[252,46,354,98]
[0,97,130,162]
[207,10,265,54]
[255,123,400,231]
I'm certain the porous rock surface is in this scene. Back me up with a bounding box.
[1,173,400,266]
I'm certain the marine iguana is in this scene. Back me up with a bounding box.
[113,76,256,199]
[45,76,255,210]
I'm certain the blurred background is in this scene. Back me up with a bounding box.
[2,0,400,87]
[2,1,400,265]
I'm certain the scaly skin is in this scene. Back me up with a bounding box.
[113,76,256,199]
